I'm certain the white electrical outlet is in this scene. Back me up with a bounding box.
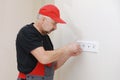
[77,40,99,53]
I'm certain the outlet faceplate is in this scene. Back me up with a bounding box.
[77,40,99,53]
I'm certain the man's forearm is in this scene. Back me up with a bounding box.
[54,53,71,70]
[31,42,81,65]
[31,46,67,64]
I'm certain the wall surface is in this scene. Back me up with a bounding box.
[53,0,120,80]
[0,0,35,80]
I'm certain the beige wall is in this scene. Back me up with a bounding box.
[0,0,54,80]
[0,0,35,80]
[54,0,120,80]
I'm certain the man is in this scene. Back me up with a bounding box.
[16,4,82,80]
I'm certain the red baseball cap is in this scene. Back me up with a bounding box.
[39,4,66,24]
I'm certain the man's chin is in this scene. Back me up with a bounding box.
[44,31,51,35]
[47,31,53,34]
[47,32,51,34]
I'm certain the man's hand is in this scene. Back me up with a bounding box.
[64,42,82,56]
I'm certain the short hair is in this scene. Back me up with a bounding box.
[37,14,54,22]
[37,14,42,20]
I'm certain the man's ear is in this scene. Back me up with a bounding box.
[40,16,46,24]
[42,16,46,21]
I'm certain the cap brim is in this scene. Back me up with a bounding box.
[52,17,66,24]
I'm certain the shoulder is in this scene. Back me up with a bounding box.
[20,23,35,34]
[17,23,40,37]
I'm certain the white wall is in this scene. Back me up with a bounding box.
[0,0,35,80]
[54,0,120,80]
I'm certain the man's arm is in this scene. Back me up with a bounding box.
[31,46,66,64]
[54,53,71,70]
[54,48,82,70]
[31,43,82,65]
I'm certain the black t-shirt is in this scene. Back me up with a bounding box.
[16,23,53,74]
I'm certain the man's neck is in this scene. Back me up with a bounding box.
[33,22,46,35]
